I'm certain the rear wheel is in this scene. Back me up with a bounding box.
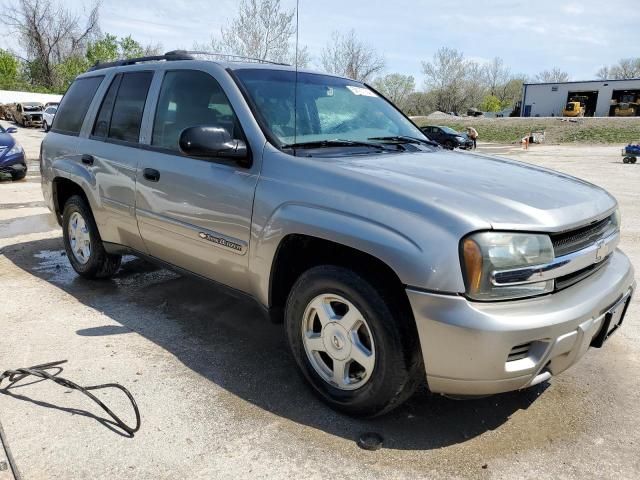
[285,265,422,417]
[62,195,121,279]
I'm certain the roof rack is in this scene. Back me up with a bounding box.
[88,49,289,71]
[184,51,290,66]
[88,50,194,71]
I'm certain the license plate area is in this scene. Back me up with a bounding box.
[591,291,632,348]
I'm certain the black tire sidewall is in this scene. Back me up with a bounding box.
[285,265,417,416]
[62,196,109,277]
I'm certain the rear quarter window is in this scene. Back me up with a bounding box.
[52,76,104,135]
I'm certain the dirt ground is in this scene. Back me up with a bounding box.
[1,121,639,480]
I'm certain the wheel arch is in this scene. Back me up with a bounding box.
[52,176,90,225]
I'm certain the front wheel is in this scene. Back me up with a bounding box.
[285,265,422,417]
[43,121,48,132]
[62,195,121,279]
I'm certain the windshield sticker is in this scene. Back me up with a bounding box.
[346,86,377,97]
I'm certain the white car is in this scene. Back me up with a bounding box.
[42,105,57,132]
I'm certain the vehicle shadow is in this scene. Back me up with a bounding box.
[2,236,548,451]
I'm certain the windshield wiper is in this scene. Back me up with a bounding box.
[368,135,440,147]
[281,139,398,151]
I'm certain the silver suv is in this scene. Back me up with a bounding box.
[41,51,635,416]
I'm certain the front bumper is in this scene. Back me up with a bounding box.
[0,154,27,177]
[407,249,635,396]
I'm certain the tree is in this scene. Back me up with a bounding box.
[86,34,162,67]
[403,91,437,116]
[372,73,415,111]
[0,49,20,89]
[202,0,309,67]
[597,58,640,80]
[479,94,502,112]
[535,67,569,83]
[320,30,385,82]
[422,47,478,113]
[495,76,525,109]
[595,65,610,80]
[1,0,100,90]
[482,57,510,96]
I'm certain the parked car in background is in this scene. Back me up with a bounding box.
[43,105,57,131]
[41,52,635,416]
[12,102,45,127]
[0,124,26,180]
[420,125,473,149]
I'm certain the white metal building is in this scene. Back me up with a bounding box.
[0,90,62,105]
[520,78,640,117]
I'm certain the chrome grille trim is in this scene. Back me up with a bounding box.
[491,231,619,287]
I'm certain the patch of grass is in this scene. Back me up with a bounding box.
[412,117,640,145]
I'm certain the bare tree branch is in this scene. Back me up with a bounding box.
[320,30,385,82]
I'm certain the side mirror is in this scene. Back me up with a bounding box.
[179,126,250,166]
[6,127,17,133]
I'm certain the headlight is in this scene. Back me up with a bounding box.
[5,143,24,157]
[462,232,555,301]
[612,208,621,230]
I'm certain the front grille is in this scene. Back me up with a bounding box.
[551,214,616,256]
[556,257,610,291]
[507,342,532,362]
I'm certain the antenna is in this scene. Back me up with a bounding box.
[293,0,300,147]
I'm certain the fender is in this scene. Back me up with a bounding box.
[250,202,427,307]
[51,159,98,211]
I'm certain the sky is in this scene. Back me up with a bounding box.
[5,0,640,83]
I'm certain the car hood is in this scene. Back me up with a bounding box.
[335,149,616,232]
[0,132,15,151]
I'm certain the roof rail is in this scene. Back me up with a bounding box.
[87,49,291,72]
[88,50,194,71]
[183,51,290,66]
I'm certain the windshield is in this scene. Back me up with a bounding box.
[440,126,459,135]
[235,69,426,148]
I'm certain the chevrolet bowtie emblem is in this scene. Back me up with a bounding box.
[595,240,608,262]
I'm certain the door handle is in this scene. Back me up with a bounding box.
[81,154,94,166]
[143,168,160,182]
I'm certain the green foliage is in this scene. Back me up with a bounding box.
[86,34,146,67]
[412,117,640,145]
[0,49,20,88]
[479,95,502,112]
[86,33,119,65]
[56,55,91,91]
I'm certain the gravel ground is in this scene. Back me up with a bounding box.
[0,122,639,480]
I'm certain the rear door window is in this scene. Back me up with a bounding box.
[92,75,122,138]
[107,72,153,143]
[52,76,104,135]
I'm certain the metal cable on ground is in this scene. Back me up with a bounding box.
[0,360,141,437]
[0,416,21,480]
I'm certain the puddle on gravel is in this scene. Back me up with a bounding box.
[32,249,179,288]
[0,213,59,238]
[0,201,47,210]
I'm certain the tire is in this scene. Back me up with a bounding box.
[11,170,26,181]
[444,140,455,150]
[285,265,423,417]
[631,157,638,164]
[43,121,48,132]
[62,195,121,279]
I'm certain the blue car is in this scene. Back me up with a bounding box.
[0,124,26,180]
